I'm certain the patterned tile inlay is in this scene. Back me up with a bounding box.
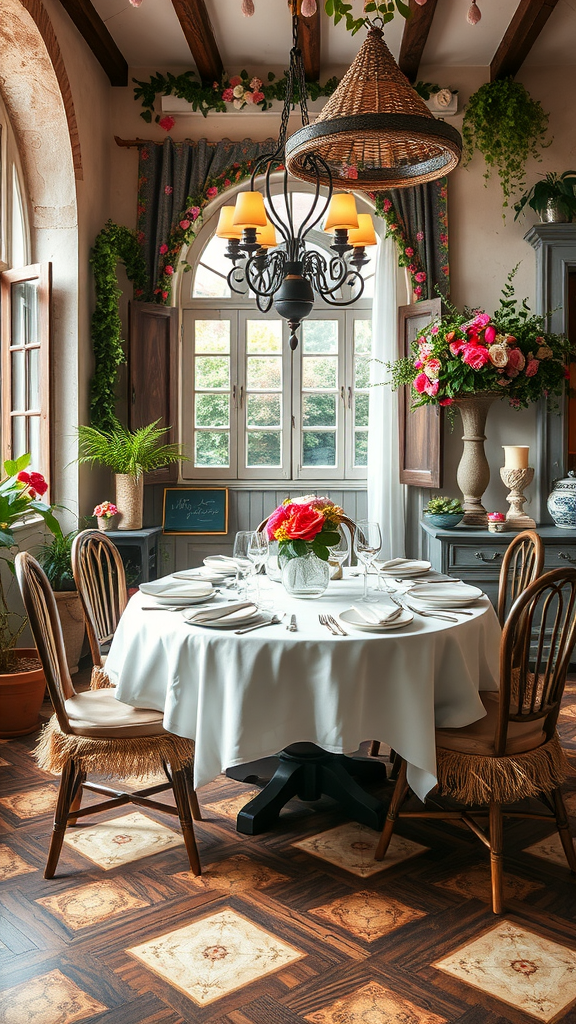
[434,864,543,903]
[0,844,37,881]
[173,854,289,893]
[434,921,576,1022]
[304,980,446,1024]
[0,785,57,819]
[63,812,184,870]
[37,879,150,930]
[523,831,576,869]
[293,822,428,878]
[127,907,303,1006]
[310,889,425,941]
[205,790,262,820]
[0,968,106,1024]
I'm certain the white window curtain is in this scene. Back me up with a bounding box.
[367,233,406,559]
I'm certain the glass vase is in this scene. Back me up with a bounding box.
[280,549,330,599]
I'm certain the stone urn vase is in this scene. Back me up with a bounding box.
[115,474,144,530]
[453,393,499,527]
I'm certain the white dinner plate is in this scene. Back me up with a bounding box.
[339,607,414,632]
[203,556,237,572]
[153,590,216,606]
[377,558,431,577]
[182,605,264,629]
[407,583,482,606]
[139,578,215,605]
[173,568,233,583]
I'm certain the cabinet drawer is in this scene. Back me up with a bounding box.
[448,543,506,572]
[544,545,576,569]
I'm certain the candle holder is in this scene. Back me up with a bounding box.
[500,467,536,530]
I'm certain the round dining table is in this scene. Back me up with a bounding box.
[106,571,501,832]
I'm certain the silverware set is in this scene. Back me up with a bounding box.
[318,614,348,636]
[235,613,284,634]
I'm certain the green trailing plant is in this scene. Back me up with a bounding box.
[324,0,409,33]
[77,420,187,480]
[90,221,148,433]
[462,79,551,210]
[37,530,77,592]
[514,171,576,221]
[423,496,464,516]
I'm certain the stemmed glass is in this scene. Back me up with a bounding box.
[330,527,350,571]
[354,520,382,602]
[232,531,253,598]
[247,531,269,604]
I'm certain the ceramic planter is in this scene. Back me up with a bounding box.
[54,591,85,675]
[547,471,576,528]
[423,512,464,529]
[97,516,116,532]
[0,648,46,737]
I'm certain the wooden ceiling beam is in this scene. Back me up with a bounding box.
[170,0,223,84]
[57,0,127,86]
[490,0,560,81]
[298,8,321,82]
[398,0,439,83]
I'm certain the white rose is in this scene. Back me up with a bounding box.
[488,343,508,368]
[233,84,245,98]
[536,344,553,360]
[436,89,453,108]
[233,98,245,109]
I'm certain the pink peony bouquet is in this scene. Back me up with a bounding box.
[266,495,346,561]
[93,501,118,520]
[387,269,572,411]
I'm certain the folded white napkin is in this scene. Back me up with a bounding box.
[351,601,403,625]
[184,601,257,624]
[378,558,429,574]
[140,575,213,598]
[203,556,238,569]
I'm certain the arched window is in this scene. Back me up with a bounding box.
[181,186,377,483]
[0,95,29,272]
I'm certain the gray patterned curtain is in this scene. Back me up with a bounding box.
[377,178,450,299]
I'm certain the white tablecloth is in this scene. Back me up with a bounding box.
[107,574,501,802]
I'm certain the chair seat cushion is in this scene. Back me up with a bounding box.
[65,689,166,738]
[435,691,546,756]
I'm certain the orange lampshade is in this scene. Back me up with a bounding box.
[348,213,377,247]
[216,206,242,240]
[323,193,359,232]
[232,191,267,229]
[256,218,278,249]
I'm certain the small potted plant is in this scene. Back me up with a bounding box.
[36,529,85,675]
[514,171,576,223]
[423,496,464,529]
[94,500,118,532]
[487,511,507,533]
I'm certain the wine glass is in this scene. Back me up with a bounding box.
[247,531,269,604]
[330,527,350,569]
[354,520,382,602]
[232,531,253,598]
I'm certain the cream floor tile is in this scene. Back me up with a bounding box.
[309,889,425,941]
[0,785,57,819]
[204,790,262,820]
[127,907,303,1006]
[293,822,428,878]
[0,844,37,881]
[434,864,543,903]
[0,968,106,1024]
[63,811,184,870]
[523,831,576,869]
[305,980,446,1024]
[173,853,289,893]
[434,921,576,1022]
[37,878,150,929]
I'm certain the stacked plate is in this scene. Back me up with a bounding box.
[377,558,432,578]
[140,576,215,606]
[339,603,413,632]
[407,583,482,610]
[182,601,263,630]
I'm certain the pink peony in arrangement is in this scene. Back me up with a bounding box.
[266,495,346,560]
[93,501,118,520]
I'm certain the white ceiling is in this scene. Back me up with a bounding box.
[90,0,576,74]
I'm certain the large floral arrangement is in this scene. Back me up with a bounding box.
[387,270,572,410]
[266,495,345,562]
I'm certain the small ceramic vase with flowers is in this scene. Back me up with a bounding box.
[94,501,118,532]
[487,512,507,533]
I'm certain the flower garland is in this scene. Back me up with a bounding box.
[375,180,449,299]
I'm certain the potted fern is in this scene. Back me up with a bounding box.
[36,530,85,675]
[77,420,186,530]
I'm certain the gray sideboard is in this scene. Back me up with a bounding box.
[421,522,576,608]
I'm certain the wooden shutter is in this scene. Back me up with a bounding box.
[398,299,443,488]
[129,301,179,483]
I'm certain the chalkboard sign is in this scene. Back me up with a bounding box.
[162,488,229,535]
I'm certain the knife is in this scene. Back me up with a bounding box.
[287,614,297,632]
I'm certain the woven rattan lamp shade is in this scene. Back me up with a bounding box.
[286,26,462,191]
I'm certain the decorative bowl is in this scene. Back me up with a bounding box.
[423,511,464,529]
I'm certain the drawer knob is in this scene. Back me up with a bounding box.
[559,551,576,565]
[475,551,502,562]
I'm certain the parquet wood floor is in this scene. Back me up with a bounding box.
[1,668,576,1024]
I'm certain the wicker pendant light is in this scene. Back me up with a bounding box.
[285,25,462,191]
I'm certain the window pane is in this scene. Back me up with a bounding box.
[193,263,230,299]
[247,320,282,353]
[195,393,229,428]
[354,320,372,355]
[303,394,336,427]
[355,431,368,466]
[12,166,26,269]
[303,431,336,466]
[193,235,232,298]
[28,415,40,471]
[246,356,281,390]
[195,431,229,467]
[195,356,229,389]
[355,393,369,427]
[247,394,281,427]
[302,320,338,353]
[302,356,337,390]
[247,431,281,466]
[27,348,40,409]
[355,358,370,389]
[11,282,38,348]
[195,320,230,353]
[11,416,26,459]
[11,349,25,411]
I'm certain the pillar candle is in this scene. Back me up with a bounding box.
[502,445,529,469]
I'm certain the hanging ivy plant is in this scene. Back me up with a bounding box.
[462,79,551,210]
[90,221,147,432]
[324,0,409,33]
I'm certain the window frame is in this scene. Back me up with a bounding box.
[0,94,30,273]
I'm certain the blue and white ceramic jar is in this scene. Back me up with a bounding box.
[547,471,576,529]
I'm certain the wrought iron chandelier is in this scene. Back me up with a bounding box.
[216,9,376,350]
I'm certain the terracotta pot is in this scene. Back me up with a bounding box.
[452,393,499,527]
[115,474,144,530]
[54,591,85,675]
[0,648,46,738]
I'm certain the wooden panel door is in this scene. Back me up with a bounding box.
[398,299,443,488]
[129,301,179,483]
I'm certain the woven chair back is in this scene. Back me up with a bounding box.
[15,552,75,733]
[71,531,127,665]
[497,566,576,754]
[497,530,544,627]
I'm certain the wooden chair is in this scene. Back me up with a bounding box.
[71,530,127,688]
[497,529,544,627]
[15,551,202,879]
[375,566,576,914]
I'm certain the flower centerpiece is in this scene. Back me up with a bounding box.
[93,501,118,532]
[266,495,349,598]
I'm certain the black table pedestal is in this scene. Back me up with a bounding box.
[226,743,387,835]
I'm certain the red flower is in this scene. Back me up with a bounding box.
[407,264,416,273]
[222,87,234,102]
[285,506,325,542]
[206,186,218,198]
[229,75,242,87]
[405,246,414,257]
[414,271,427,283]
[462,343,491,370]
[484,324,497,345]
[137,231,145,243]
[441,265,450,276]
[266,504,290,539]
[29,472,48,496]
[134,288,143,297]
[252,91,265,104]
[164,185,173,195]
[450,339,466,356]
[565,366,571,380]
[414,285,423,297]
[416,231,424,241]
[179,219,191,230]
[383,198,392,212]
[28,488,37,500]
[423,379,439,397]
[17,471,30,484]
[224,179,231,188]
[165,265,174,275]
[413,372,429,394]
[159,115,175,132]
[440,233,448,244]
[159,243,168,255]
[141,148,149,160]
[439,397,453,406]
[526,358,540,377]
[162,290,168,300]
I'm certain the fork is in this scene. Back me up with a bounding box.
[388,593,458,624]
[327,614,348,636]
[319,614,339,635]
